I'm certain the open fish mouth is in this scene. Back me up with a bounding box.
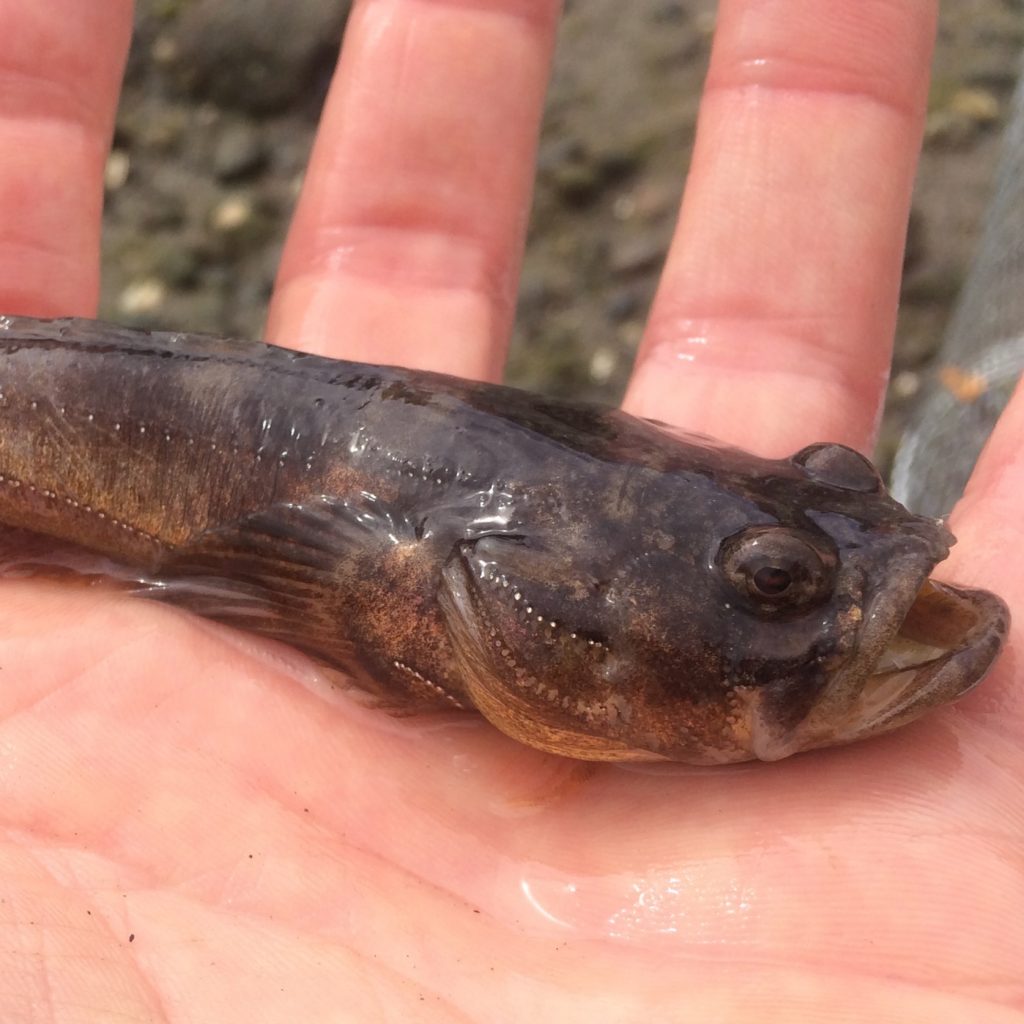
[764,571,1012,760]
[782,577,1007,761]
[839,578,1009,739]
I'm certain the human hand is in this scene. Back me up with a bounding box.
[1,1,1021,1021]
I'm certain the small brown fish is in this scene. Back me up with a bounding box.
[0,316,1008,763]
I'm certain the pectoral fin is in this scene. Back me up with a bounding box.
[146,495,418,681]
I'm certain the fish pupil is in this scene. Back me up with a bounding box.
[753,566,791,595]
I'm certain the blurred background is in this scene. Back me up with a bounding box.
[103,0,1022,477]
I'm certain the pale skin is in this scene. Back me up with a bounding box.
[0,0,1021,1020]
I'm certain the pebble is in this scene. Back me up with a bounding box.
[118,278,167,317]
[104,151,131,191]
[213,122,268,181]
[949,87,1001,123]
[589,347,619,384]
[610,236,667,275]
[891,370,921,401]
[212,195,254,233]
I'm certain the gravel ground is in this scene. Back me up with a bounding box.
[102,1,1023,472]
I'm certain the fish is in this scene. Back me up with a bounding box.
[0,315,1008,763]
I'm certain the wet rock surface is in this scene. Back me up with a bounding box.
[103,0,1021,471]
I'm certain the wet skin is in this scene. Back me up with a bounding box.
[0,316,1008,763]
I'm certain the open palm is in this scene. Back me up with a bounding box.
[2,2,1021,1021]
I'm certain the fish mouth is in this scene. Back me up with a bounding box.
[836,578,1009,739]
[774,566,1011,759]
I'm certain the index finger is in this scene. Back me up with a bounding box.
[624,0,937,456]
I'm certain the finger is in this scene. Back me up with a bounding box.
[942,381,1024,722]
[0,1,132,316]
[946,380,1024,602]
[624,0,937,455]
[268,0,560,379]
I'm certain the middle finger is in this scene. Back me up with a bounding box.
[268,0,561,380]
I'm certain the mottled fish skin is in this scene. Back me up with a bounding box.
[0,316,1008,763]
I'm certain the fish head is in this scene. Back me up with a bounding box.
[439,441,1008,763]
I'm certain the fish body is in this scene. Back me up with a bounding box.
[0,316,1008,763]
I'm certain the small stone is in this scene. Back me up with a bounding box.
[151,34,178,65]
[949,87,1000,123]
[118,278,167,317]
[206,193,275,256]
[610,236,667,276]
[589,347,618,384]
[211,194,254,233]
[612,193,637,221]
[213,122,268,181]
[104,151,130,191]
[890,370,920,400]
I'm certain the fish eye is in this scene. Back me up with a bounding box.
[719,526,836,612]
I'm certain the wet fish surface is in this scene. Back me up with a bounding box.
[0,316,1009,763]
